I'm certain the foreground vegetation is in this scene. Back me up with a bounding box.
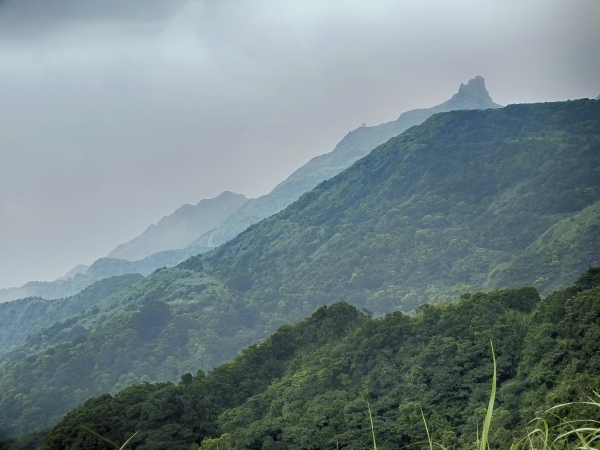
[3,266,593,450]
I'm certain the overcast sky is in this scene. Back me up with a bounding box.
[0,0,599,289]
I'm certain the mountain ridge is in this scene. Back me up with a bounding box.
[108,191,248,261]
[0,244,210,303]
[0,100,597,438]
[193,76,501,247]
[0,77,500,304]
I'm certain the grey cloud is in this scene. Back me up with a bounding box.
[0,0,189,26]
[0,0,599,288]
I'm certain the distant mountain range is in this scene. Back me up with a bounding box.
[0,99,598,437]
[56,264,89,281]
[0,76,501,303]
[108,191,248,261]
[0,274,142,357]
[193,76,502,248]
[0,244,210,303]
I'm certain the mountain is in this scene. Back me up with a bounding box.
[0,99,598,438]
[0,192,244,303]
[28,267,600,450]
[0,267,266,436]
[57,265,89,281]
[0,77,496,304]
[108,191,248,261]
[0,244,210,303]
[0,274,142,357]
[184,99,600,312]
[193,76,502,248]
[487,200,600,291]
[596,94,600,100]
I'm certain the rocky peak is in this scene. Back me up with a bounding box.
[458,76,489,96]
[443,76,501,109]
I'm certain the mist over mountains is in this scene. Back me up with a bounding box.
[108,191,248,261]
[1,1,599,447]
[0,99,598,441]
[193,76,502,248]
[0,76,500,303]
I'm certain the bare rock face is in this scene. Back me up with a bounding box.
[442,75,501,109]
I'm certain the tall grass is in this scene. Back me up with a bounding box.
[415,340,496,450]
[414,341,599,450]
[510,394,600,450]
[80,425,138,450]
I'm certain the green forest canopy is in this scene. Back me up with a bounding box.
[24,266,600,450]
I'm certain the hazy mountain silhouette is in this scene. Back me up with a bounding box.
[0,77,498,303]
[108,191,248,261]
[192,76,502,248]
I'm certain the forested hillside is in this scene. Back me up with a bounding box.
[0,274,142,357]
[0,99,598,440]
[193,76,501,248]
[187,99,600,314]
[19,266,599,450]
[0,269,259,436]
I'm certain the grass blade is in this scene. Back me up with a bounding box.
[480,340,497,450]
[367,400,378,450]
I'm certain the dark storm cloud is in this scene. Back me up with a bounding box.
[1,0,599,289]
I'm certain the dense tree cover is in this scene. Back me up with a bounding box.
[0,99,598,440]
[0,275,142,357]
[24,267,600,450]
[487,200,600,292]
[185,100,600,314]
[25,303,365,450]
[0,269,263,436]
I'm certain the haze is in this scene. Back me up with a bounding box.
[0,0,599,289]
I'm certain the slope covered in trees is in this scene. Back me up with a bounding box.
[193,75,501,248]
[0,99,598,439]
[186,99,600,314]
[0,274,142,357]
[21,266,600,450]
[0,269,255,436]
